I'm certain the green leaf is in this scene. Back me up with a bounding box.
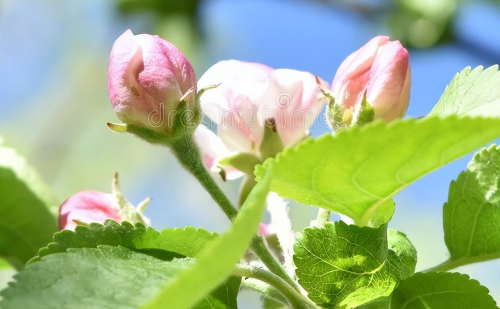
[0,246,240,309]
[255,117,500,226]
[387,229,417,280]
[390,272,498,309]
[31,221,218,263]
[0,145,59,269]
[293,222,415,308]
[443,144,500,267]
[353,297,390,309]
[142,166,272,309]
[429,65,500,118]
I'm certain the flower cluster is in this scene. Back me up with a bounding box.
[59,30,410,228]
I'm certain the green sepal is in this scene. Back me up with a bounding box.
[260,118,285,161]
[353,92,375,126]
[327,92,374,131]
[238,175,258,207]
[111,173,150,226]
[108,87,201,146]
[218,153,262,176]
[122,124,172,145]
[171,88,201,139]
[327,99,347,131]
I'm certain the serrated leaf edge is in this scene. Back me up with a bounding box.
[28,220,218,265]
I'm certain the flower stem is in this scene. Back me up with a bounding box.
[251,235,301,292]
[170,134,299,291]
[234,264,318,309]
[240,277,288,305]
[170,135,238,220]
[424,252,500,273]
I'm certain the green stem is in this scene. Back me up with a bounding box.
[251,236,301,292]
[240,277,288,305]
[170,135,239,220]
[316,208,332,226]
[170,134,299,291]
[234,264,318,309]
[424,253,500,273]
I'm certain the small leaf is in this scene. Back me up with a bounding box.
[387,229,417,280]
[294,222,416,308]
[31,221,218,263]
[142,167,272,309]
[429,65,500,118]
[0,246,240,309]
[390,272,497,309]
[443,144,500,266]
[0,145,59,269]
[255,117,500,226]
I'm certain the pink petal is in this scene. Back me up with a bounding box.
[194,125,243,180]
[58,191,122,231]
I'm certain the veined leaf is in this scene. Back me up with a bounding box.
[0,246,240,309]
[390,272,497,309]
[443,144,500,268]
[429,65,500,118]
[255,117,500,226]
[294,222,416,308]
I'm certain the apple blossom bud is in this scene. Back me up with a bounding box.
[108,29,198,139]
[58,191,122,231]
[330,36,411,125]
[58,174,150,231]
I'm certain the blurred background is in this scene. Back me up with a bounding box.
[1,0,499,306]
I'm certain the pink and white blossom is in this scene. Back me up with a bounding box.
[195,60,328,177]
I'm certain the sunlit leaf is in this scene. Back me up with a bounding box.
[0,145,58,269]
[443,144,500,267]
[0,246,239,309]
[256,117,500,226]
[294,222,416,308]
[429,65,500,118]
[390,272,497,309]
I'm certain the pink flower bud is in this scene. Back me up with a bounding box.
[331,36,411,121]
[58,174,150,231]
[108,30,197,134]
[58,191,122,231]
[196,60,328,176]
